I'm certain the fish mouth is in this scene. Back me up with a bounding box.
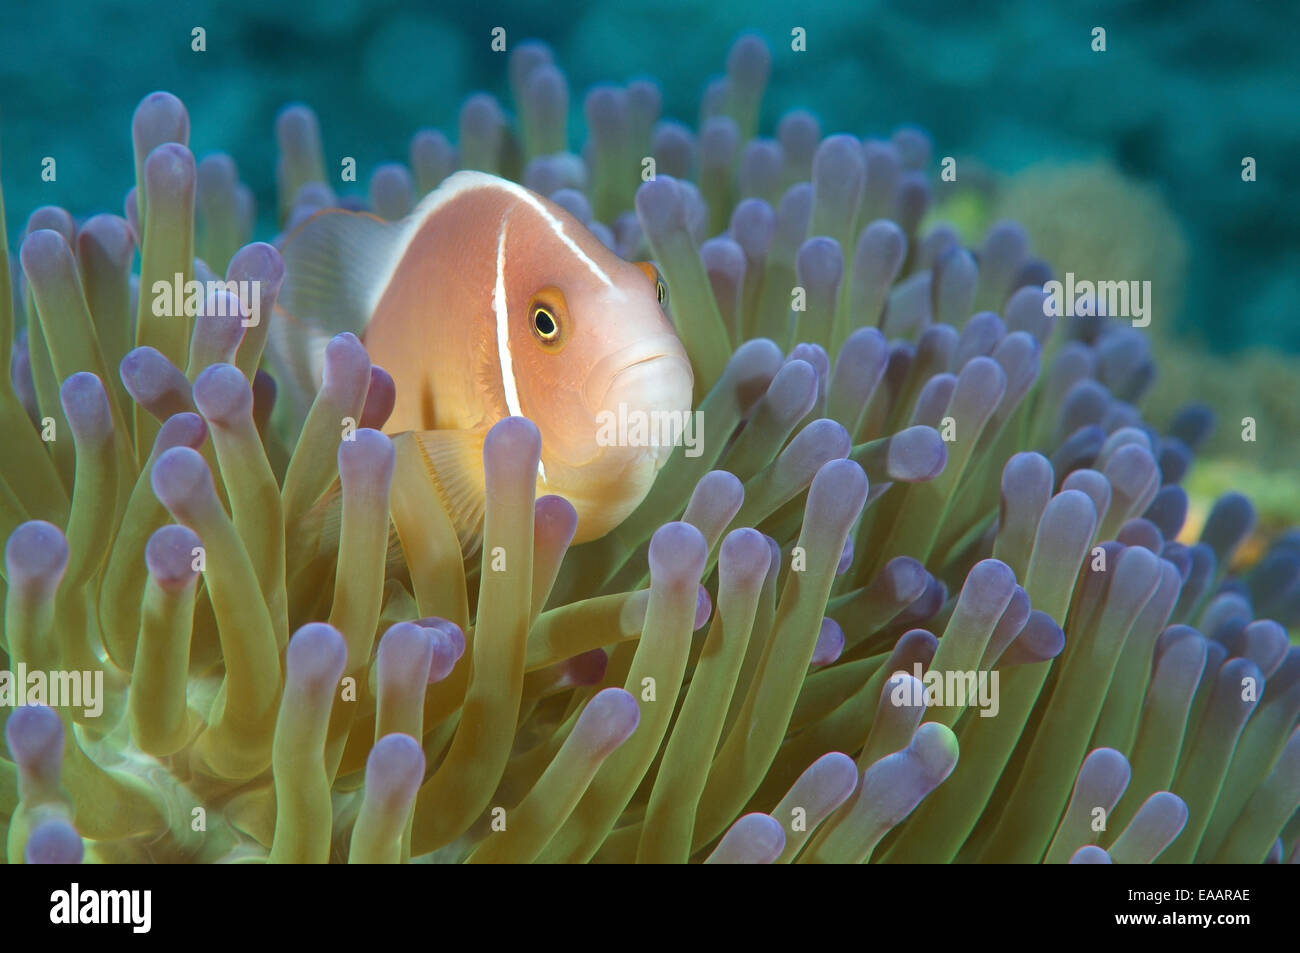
[619,352,669,375]
[584,335,694,413]
[599,352,694,416]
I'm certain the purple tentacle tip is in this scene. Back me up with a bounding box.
[1078,746,1131,793]
[5,704,64,775]
[355,365,396,432]
[694,586,713,631]
[5,521,69,596]
[575,687,641,759]
[562,649,608,687]
[699,117,740,171]
[461,92,505,139]
[1200,492,1256,562]
[482,417,542,499]
[24,208,75,244]
[133,91,189,149]
[706,813,785,864]
[807,457,868,524]
[887,425,947,482]
[150,446,216,520]
[19,228,77,287]
[286,622,348,689]
[143,143,197,204]
[1169,402,1215,452]
[583,85,628,142]
[837,538,854,576]
[635,176,687,243]
[766,359,818,424]
[730,198,776,260]
[1117,518,1164,554]
[192,363,253,426]
[788,343,830,393]
[377,621,434,680]
[1069,845,1112,864]
[145,524,203,592]
[726,33,771,90]
[740,140,782,198]
[812,135,866,203]
[509,39,554,90]
[365,733,426,807]
[811,618,845,668]
[403,618,466,684]
[956,559,1019,625]
[321,332,372,403]
[780,420,852,489]
[535,492,579,539]
[651,123,694,180]
[778,110,820,162]
[647,521,708,585]
[796,237,844,299]
[999,610,1066,667]
[227,241,286,294]
[121,346,194,419]
[720,527,775,589]
[193,291,248,358]
[154,412,208,455]
[59,373,113,446]
[338,428,396,490]
[368,163,415,221]
[880,557,930,605]
[524,64,568,121]
[427,626,466,684]
[25,819,84,864]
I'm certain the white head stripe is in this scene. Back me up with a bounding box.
[494,215,548,485]
[368,171,614,314]
[503,184,614,288]
[493,218,525,420]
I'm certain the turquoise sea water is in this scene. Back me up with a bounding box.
[2,0,1296,351]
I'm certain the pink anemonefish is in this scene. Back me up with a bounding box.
[272,171,694,552]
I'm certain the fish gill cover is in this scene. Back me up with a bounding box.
[0,20,1297,875]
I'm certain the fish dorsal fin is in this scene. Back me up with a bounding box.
[270,207,409,409]
[264,305,331,419]
[278,207,407,337]
[276,172,517,341]
[410,428,489,558]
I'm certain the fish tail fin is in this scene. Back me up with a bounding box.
[270,207,407,394]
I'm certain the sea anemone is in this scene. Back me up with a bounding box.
[1,32,1296,865]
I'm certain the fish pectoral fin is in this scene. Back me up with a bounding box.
[407,428,489,557]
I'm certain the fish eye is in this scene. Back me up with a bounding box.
[529,288,567,346]
[634,261,668,309]
[532,305,560,342]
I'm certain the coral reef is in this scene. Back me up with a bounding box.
[1,33,1297,864]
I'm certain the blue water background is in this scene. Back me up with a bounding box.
[1,0,1296,351]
